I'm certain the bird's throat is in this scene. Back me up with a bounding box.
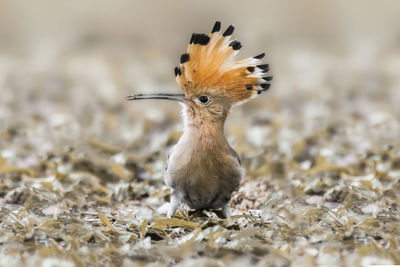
[182,105,228,133]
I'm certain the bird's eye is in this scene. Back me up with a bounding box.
[199,96,209,103]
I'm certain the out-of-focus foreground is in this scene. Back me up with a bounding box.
[0,1,400,266]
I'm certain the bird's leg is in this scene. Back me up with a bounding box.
[167,192,179,218]
[222,203,230,218]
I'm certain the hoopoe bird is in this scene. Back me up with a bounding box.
[127,21,272,218]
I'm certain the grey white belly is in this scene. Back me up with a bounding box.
[165,146,244,210]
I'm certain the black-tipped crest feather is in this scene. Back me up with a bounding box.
[190,33,210,45]
[229,41,242,50]
[253,53,265,59]
[211,21,221,33]
[223,25,234,36]
[180,53,190,64]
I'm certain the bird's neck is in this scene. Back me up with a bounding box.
[182,123,229,154]
[179,106,232,153]
[183,116,226,137]
[183,121,228,154]
[184,121,225,138]
[181,105,228,134]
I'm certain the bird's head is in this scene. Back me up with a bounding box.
[127,21,272,128]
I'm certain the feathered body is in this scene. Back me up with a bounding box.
[165,122,243,211]
[127,21,272,217]
[165,22,272,217]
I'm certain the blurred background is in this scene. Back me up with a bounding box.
[1,1,400,265]
[1,0,399,157]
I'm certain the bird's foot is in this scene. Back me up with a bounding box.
[157,202,169,215]
[167,194,179,218]
[222,203,230,218]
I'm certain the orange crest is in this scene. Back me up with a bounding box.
[174,21,272,104]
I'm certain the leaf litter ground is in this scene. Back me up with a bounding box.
[0,45,399,266]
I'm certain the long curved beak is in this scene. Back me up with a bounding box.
[125,93,190,104]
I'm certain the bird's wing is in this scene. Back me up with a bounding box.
[229,145,241,166]
[165,145,176,171]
